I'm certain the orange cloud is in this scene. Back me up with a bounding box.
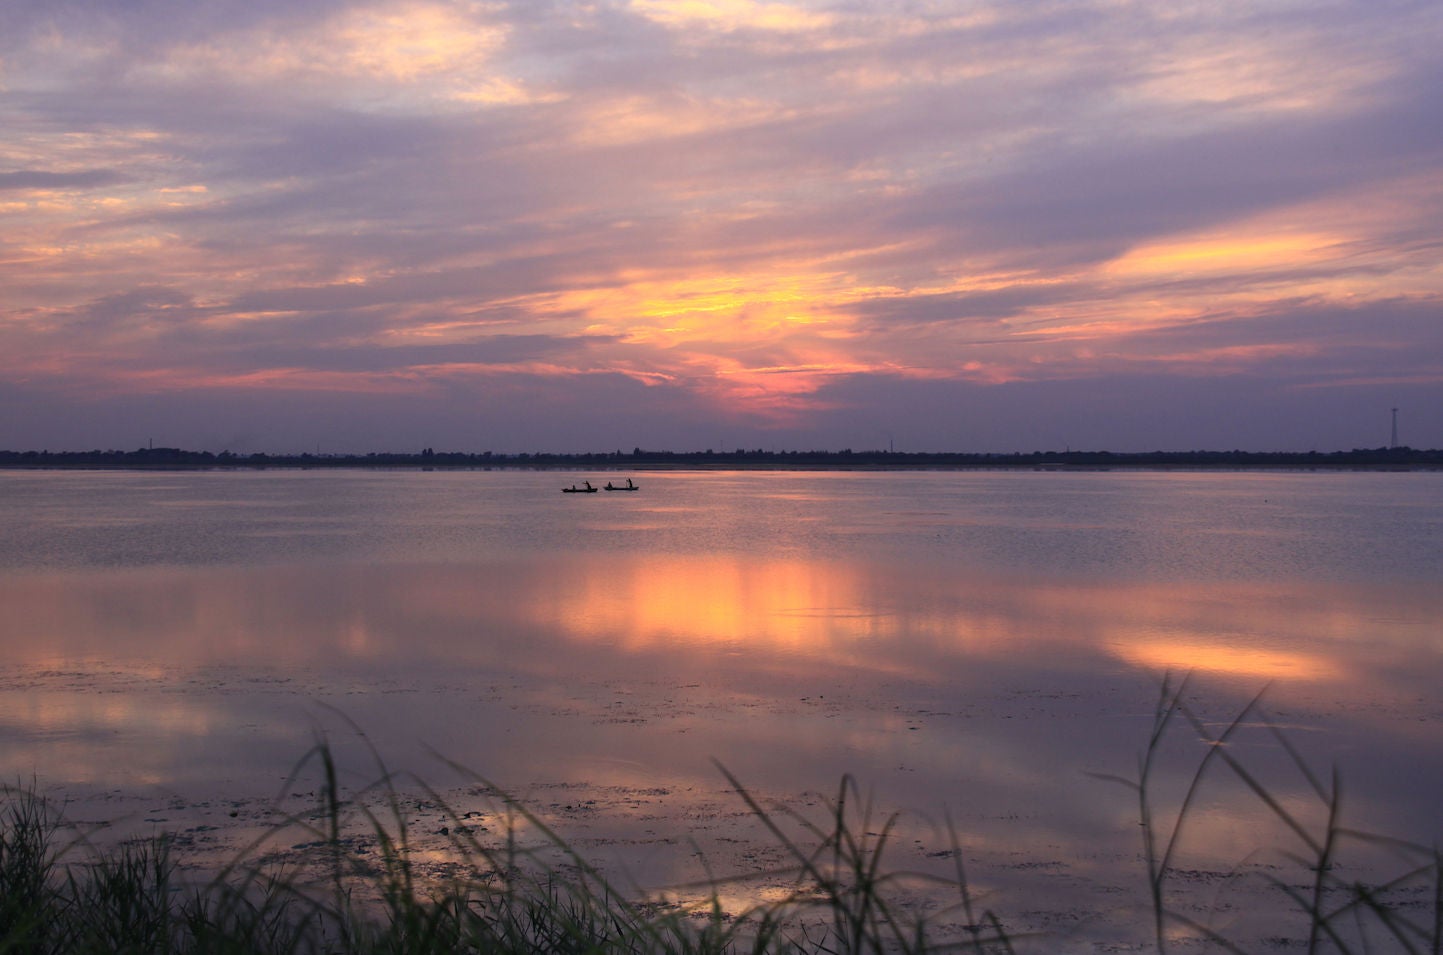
[1108,231,1345,279]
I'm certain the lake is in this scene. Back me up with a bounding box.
[2,467,1440,948]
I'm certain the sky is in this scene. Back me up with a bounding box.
[2,0,1441,454]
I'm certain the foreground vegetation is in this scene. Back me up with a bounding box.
[3,679,1439,954]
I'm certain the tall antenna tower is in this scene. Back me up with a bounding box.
[1390,407,1399,448]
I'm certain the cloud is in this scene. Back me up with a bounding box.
[1,0,1440,451]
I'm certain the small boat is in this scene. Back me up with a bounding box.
[562,481,598,493]
[604,479,639,491]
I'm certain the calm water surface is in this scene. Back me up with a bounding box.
[1,468,1440,944]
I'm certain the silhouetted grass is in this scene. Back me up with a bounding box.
[1092,673,1442,954]
[2,679,1438,954]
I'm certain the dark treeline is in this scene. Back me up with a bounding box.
[1,445,1440,470]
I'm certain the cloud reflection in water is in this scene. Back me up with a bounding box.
[2,553,1436,794]
[1,546,1441,944]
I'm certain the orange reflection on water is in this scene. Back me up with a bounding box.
[538,555,879,652]
[1113,641,1343,682]
[1,546,1440,889]
[1003,576,1429,690]
[3,556,1435,706]
[487,555,1436,708]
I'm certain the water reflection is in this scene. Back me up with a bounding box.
[2,545,1441,946]
[3,469,1439,947]
[2,554,1438,784]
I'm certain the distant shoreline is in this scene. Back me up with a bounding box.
[2,446,1439,472]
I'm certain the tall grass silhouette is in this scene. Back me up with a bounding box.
[1092,673,1442,954]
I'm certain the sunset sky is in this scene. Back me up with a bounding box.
[3,0,1440,454]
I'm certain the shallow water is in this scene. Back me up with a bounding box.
[1,468,1440,947]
